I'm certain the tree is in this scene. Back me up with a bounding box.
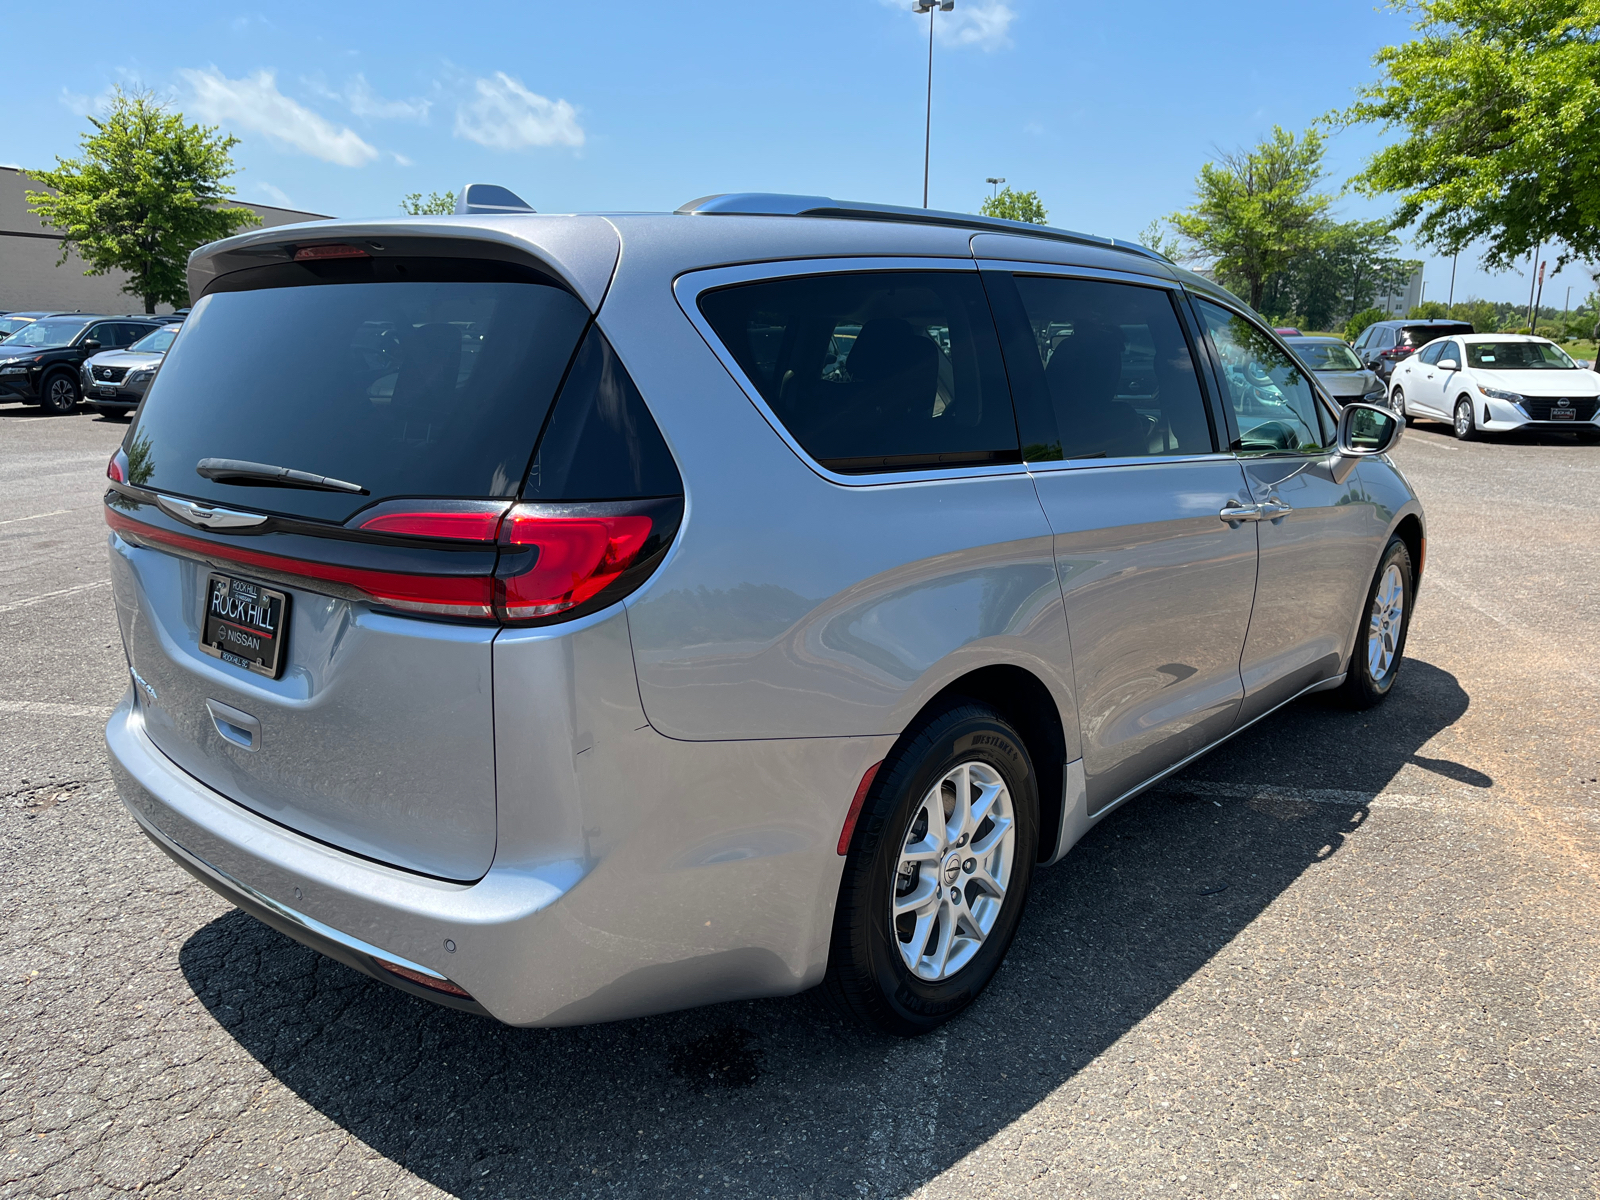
[1344,307,1388,343]
[980,187,1047,225]
[27,89,257,313]
[1337,0,1600,271]
[1260,219,1416,332]
[1137,219,1184,262]
[1170,126,1333,309]
[401,191,456,215]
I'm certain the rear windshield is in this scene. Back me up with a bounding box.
[127,278,590,522]
[1399,323,1471,347]
[1290,342,1362,371]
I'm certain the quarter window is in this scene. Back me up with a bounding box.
[1194,300,1332,453]
[697,271,1018,473]
[1004,276,1214,460]
[1417,341,1445,366]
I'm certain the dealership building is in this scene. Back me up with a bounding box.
[1,166,327,314]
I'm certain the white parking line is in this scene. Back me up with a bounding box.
[0,579,111,615]
[0,508,74,526]
[0,699,114,719]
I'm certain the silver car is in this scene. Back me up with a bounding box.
[1284,335,1386,408]
[83,323,182,418]
[103,192,1422,1035]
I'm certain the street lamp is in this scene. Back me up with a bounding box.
[986,176,1005,201]
[915,0,955,209]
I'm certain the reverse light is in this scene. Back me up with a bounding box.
[496,507,655,620]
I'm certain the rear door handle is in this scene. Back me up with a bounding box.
[207,698,261,752]
[1219,501,1263,524]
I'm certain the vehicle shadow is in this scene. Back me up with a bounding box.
[179,658,1472,1199]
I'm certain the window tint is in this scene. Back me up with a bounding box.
[1005,276,1213,460]
[1417,341,1445,366]
[697,271,1018,473]
[84,323,118,347]
[524,326,682,500]
[129,278,591,523]
[1195,300,1332,453]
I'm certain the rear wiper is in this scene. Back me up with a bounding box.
[196,458,367,494]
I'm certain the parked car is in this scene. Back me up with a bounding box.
[1352,318,1475,383]
[0,310,78,339]
[1273,326,1302,337]
[1388,332,1600,441]
[83,324,182,418]
[1284,335,1386,407]
[0,315,164,413]
[103,192,1422,1035]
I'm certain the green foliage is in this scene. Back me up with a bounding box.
[1408,301,1451,319]
[1448,299,1499,331]
[1337,0,1600,271]
[980,187,1047,225]
[401,191,457,216]
[1344,307,1388,343]
[26,88,257,313]
[1137,219,1183,262]
[1260,219,1415,333]
[1170,126,1332,309]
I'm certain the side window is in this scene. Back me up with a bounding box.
[1005,275,1214,460]
[1443,340,1465,366]
[1353,327,1371,349]
[116,323,150,347]
[84,323,117,347]
[1194,299,1332,453]
[1374,328,1394,349]
[697,271,1018,473]
[1417,342,1445,366]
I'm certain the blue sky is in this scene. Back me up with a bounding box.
[3,0,1591,312]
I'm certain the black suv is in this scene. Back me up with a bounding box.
[0,315,164,414]
[1352,318,1476,383]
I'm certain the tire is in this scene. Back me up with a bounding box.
[1390,386,1413,426]
[1338,535,1415,710]
[824,702,1038,1036]
[39,372,80,415]
[1452,396,1477,441]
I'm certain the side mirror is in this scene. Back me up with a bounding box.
[81,340,101,351]
[1437,357,1459,371]
[1338,402,1402,457]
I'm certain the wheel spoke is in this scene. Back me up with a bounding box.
[920,788,947,850]
[969,815,1012,858]
[968,778,1002,832]
[893,874,940,917]
[969,859,1007,900]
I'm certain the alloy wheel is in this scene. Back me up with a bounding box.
[891,760,1015,981]
[1367,563,1406,683]
[1454,399,1473,439]
[46,376,78,413]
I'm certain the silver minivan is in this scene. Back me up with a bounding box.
[104,192,1422,1035]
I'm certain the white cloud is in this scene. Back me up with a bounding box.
[344,74,431,121]
[391,151,416,167]
[180,67,379,167]
[59,85,119,116]
[883,0,1016,51]
[256,182,293,207]
[453,73,584,151]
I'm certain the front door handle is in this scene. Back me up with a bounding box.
[1256,497,1293,520]
[1219,501,1263,524]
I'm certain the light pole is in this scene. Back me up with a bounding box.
[915,0,954,209]
[1447,250,1458,311]
[987,176,1005,201]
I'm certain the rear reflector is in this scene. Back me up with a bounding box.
[374,959,473,999]
[105,508,495,618]
[496,507,654,620]
[293,243,369,262]
[837,760,884,855]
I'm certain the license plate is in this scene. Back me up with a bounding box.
[200,573,289,678]
[1550,408,1575,420]
[97,387,118,398]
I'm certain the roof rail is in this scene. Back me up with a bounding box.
[675,193,1171,263]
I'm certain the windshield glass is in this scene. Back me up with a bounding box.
[1291,342,1362,371]
[2,319,90,348]
[0,318,33,338]
[129,327,178,353]
[1467,341,1578,370]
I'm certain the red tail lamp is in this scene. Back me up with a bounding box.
[496,508,654,620]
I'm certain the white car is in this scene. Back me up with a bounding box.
[1388,333,1600,441]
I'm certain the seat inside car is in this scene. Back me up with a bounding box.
[1046,323,1149,459]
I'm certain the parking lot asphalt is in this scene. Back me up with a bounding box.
[2,404,1597,1200]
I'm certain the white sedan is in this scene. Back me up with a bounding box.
[1388,333,1600,441]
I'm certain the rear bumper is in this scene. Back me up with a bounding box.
[107,687,890,1026]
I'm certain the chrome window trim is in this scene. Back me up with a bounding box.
[1025,451,1240,475]
[673,256,1030,488]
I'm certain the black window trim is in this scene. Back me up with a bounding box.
[1186,294,1341,458]
[978,262,1230,472]
[674,256,1033,488]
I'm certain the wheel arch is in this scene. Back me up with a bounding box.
[1392,512,1425,590]
[895,664,1069,864]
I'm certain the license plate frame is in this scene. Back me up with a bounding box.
[96,387,118,398]
[1549,407,1576,421]
[200,572,289,678]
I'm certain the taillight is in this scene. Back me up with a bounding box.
[496,506,655,620]
[293,243,369,262]
[353,502,510,541]
[106,449,127,483]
